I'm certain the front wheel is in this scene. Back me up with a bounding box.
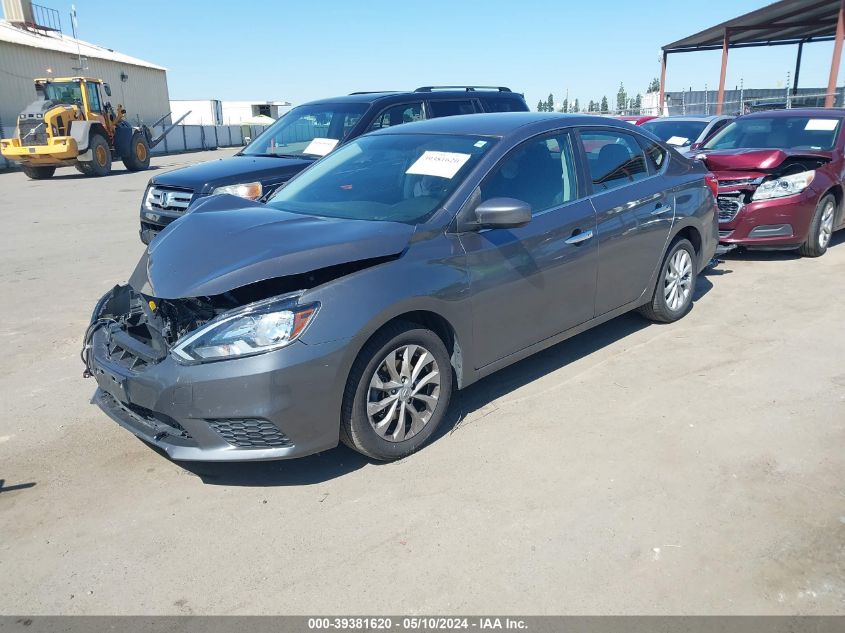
[799,194,836,258]
[22,165,56,179]
[341,322,452,461]
[638,238,697,323]
[83,133,112,177]
[122,132,150,171]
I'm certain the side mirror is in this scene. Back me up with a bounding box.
[103,83,112,97]
[473,197,531,229]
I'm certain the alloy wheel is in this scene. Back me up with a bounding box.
[664,249,693,311]
[367,344,441,442]
[819,200,835,249]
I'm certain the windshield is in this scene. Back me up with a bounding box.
[266,133,496,224]
[640,120,708,147]
[241,103,368,158]
[704,116,841,151]
[39,81,84,106]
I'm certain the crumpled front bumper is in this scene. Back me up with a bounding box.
[718,188,819,248]
[88,324,351,461]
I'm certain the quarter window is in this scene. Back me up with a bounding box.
[481,133,579,215]
[579,130,649,193]
[368,103,425,131]
[85,82,102,113]
[639,137,667,173]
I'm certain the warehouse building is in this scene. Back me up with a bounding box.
[170,99,292,126]
[0,0,170,139]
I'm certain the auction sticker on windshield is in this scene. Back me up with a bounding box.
[805,119,838,131]
[667,136,688,146]
[304,137,339,156]
[406,151,471,179]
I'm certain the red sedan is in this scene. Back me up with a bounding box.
[612,115,658,126]
[695,108,844,257]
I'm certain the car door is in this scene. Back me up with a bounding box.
[458,131,598,368]
[577,127,673,316]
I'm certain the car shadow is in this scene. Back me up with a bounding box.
[176,276,714,487]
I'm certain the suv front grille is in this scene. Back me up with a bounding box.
[717,194,744,223]
[145,186,194,214]
[18,119,49,146]
[208,419,292,448]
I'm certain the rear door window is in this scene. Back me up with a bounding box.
[428,100,479,118]
[367,102,425,131]
[482,97,529,112]
[578,129,649,193]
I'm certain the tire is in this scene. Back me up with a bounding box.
[84,133,112,177]
[638,238,698,323]
[798,194,836,257]
[122,132,151,171]
[22,165,55,180]
[75,162,93,175]
[340,321,453,461]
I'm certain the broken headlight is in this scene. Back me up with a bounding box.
[171,295,318,364]
[752,171,815,201]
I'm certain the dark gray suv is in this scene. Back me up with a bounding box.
[86,113,718,462]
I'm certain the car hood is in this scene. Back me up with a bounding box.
[151,154,315,193]
[698,148,832,172]
[129,195,415,299]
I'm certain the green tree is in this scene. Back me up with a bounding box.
[588,100,595,112]
[601,96,609,112]
[562,98,568,113]
[616,83,627,112]
[647,77,660,93]
[573,98,580,113]
[537,99,545,112]
[634,93,642,112]
[547,93,554,112]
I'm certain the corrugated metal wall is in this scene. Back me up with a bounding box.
[0,40,171,135]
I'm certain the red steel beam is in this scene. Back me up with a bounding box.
[717,30,730,115]
[826,0,845,107]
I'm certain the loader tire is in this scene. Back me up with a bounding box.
[86,133,112,177]
[22,165,55,180]
[122,132,151,171]
[75,162,93,175]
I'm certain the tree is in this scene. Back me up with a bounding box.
[616,83,627,112]
[547,93,555,112]
[587,100,595,112]
[634,93,642,113]
[573,98,580,113]
[537,99,546,112]
[562,98,568,113]
[647,77,660,93]
[601,96,609,112]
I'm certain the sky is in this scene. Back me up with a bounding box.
[47,0,843,110]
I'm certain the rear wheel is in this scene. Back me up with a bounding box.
[83,133,112,177]
[122,132,150,171]
[798,194,836,257]
[74,162,93,175]
[638,238,697,323]
[22,165,55,180]
[341,322,452,461]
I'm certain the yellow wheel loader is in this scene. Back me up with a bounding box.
[0,77,187,179]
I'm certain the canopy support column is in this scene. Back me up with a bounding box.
[792,40,804,95]
[659,51,667,115]
[716,29,730,115]
[825,0,845,107]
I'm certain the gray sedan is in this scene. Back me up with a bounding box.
[84,113,718,462]
[640,115,734,150]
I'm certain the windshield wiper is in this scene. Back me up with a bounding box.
[248,153,313,159]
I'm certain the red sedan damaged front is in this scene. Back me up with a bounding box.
[694,110,844,257]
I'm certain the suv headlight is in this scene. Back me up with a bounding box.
[171,296,318,364]
[752,171,815,201]
[211,181,263,200]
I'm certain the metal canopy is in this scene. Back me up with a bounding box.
[659,0,845,113]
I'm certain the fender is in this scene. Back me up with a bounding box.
[68,120,92,153]
[113,121,134,157]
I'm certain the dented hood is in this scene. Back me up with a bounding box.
[130,194,415,299]
[700,148,832,172]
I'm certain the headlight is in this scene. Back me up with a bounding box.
[752,171,815,201]
[171,295,318,364]
[211,181,263,200]
[142,184,154,210]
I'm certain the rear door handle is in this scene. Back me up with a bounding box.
[565,229,594,245]
[651,204,673,216]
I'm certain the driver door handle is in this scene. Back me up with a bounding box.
[651,203,673,216]
[565,229,594,245]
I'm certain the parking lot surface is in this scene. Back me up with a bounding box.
[0,150,843,615]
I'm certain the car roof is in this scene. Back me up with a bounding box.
[645,115,726,123]
[742,107,845,119]
[302,89,526,107]
[368,112,641,138]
